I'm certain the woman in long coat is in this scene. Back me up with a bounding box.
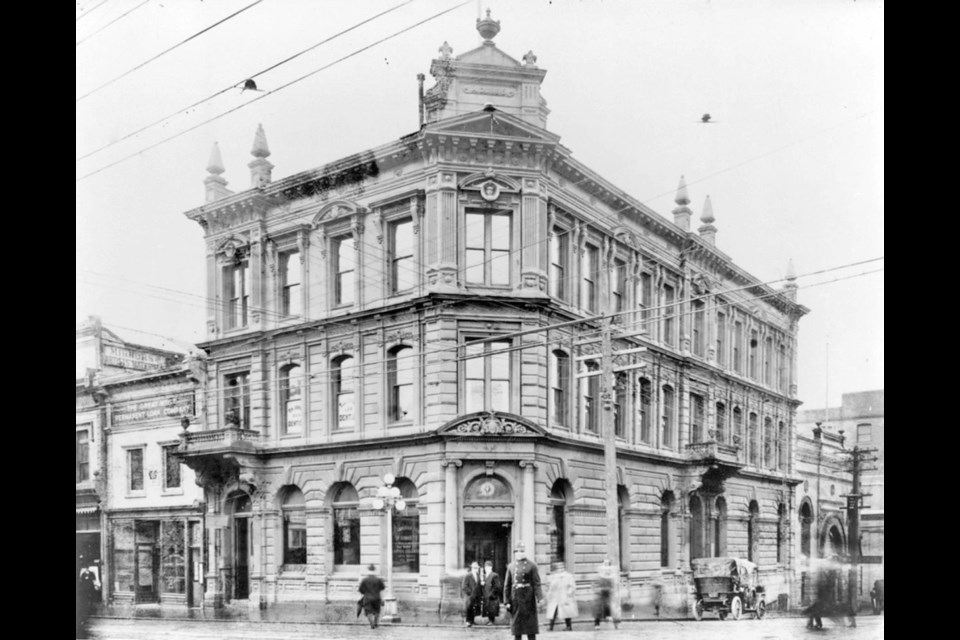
[504,544,543,639]
[546,562,579,631]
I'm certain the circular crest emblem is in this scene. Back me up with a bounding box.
[480,180,501,202]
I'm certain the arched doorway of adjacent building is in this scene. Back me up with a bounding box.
[225,490,252,600]
[463,474,513,580]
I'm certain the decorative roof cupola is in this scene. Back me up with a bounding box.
[672,175,692,231]
[204,142,233,202]
[783,258,798,301]
[698,195,717,245]
[248,123,273,189]
[423,10,551,128]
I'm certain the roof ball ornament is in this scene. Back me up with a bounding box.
[476,8,501,43]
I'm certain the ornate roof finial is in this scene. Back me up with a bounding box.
[675,175,690,206]
[523,50,538,67]
[700,195,715,224]
[439,41,453,59]
[476,8,501,43]
[785,258,797,282]
[206,142,225,175]
[783,258,798,301]
[251,123,271,159]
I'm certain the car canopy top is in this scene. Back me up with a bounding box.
[690,557,758,578]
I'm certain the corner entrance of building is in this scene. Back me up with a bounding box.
[464,521,512,580]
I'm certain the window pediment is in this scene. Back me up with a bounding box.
[312,200,364,228]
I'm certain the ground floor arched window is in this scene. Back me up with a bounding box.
[689,494,704,560]
[331,483,360,567]
[391,477,419,573]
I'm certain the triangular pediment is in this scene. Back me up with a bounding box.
[456,44,522,68]
[437,411,547,438]
[426,110,560,143]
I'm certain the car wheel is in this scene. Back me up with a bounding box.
[729,596,743,621]
[755,600,765,620]
[692,599,704,621]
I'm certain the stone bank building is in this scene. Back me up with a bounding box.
[178,14,808,616]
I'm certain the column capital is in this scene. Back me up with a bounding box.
[441,458,462,469]
[519,459,538,470]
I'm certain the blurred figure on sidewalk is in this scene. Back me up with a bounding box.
[592,558,620,630]
[546,561,578,631]
[358,564,386,629]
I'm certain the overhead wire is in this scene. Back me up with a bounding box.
[76,0,266,103]
[77,0,111,22]
[76,0,151,47]
[76,0,475,181]
[76,0,415,162]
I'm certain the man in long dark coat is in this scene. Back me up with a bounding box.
[481,559,503,625]
[461,561,482,626]
[504,543,543,640]
[358,564,386,629]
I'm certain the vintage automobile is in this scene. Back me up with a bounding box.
[690,557,766,621]
[870,579,884,614]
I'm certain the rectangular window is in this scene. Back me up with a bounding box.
[279,251,301,317]
[764,337,773,385]
[128,448,144,492]
[640,272,653,326]
[389,218,416,293]
[662,386,675,447]
[333,235,355,306]
[581,362,600,433]
[663,284,676,347]
[463,339,511,413]
[779,344,788,391]
[690,394,704,444]
[581,245,598,313]
[716,311,726,367]
[76,430,90,484]
[749,414,760,466]
[715,403,726,443]
[224,261,249,330]
[856,423,872,443]
[332,356,355,431]
[639,379,652,444]
[113,520,135,592]
[749,330,758,379]
[163,445,181,490]
[693,300,705,357]
[733,320,744,374]
[466,212,511,286]
[284,510,307,565]
[611,259,626,320]
[280,365,302,435]
[224,371,250,428]
[388,347,414,422]
[551,351,570,426]
[614,373,627,438]
[550,227,569,301]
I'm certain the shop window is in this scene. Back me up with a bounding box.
[160,520,185,594]
[76,429,90,484]
[112,521,135,593]
[128,447,144,492]
[282,487,306,565]
[163,445,181,490]
[279,250,301,317]
[332,483,360,567]
[465,211,511,286]
[388,346,414,422]
[280,364,303,435]
[389,218,415,294]
[463,338,511,413]
[332,355,354,431]
[392,478,420,573]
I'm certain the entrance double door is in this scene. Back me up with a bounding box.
[464,521,511,582]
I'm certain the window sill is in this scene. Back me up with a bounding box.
[280,434,303,440]
[387,420,414,428]
[126,492,146,498]
[162,488,185,496]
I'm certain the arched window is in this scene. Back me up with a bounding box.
[551,350,571,426]
[332,483,360,566]
[776,503,786,564]
[549,480,573,567]
[732,407,743,447]
[332,355,354,431]
[690,393,705,444]
[391,478,419,573]
[689,494,704,560]
[777,421,786,471]
[661,385,675,448]
[279,364,303,435]
[799,501,812,559]
[714,497,727,557]
[388,346,413,423]
[639,378,652,444]
[764,417,775,469]
[281,486,306,565]
[660,491,675,568]
[618,485,630,572]
[749,412,759,466]
[715,402,726,442]
[747,501,760,562]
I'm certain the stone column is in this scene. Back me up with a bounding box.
[442,459,462,571]
[519,460,537,558]
[425,171,460,291]
[519,178,548,294]
[249,227,264,329]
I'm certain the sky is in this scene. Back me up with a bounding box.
[76,0,884,411]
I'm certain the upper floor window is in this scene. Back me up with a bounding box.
[332,355,354,431]
[76,429,90,484]
[690,393,705,444]
[663,284,676,347]
[661,385,675,448]
[692,300,705,357]
[611,259,626,320]
[777,421,787,470]
[333,235,355,306]
[163,444,182,490]
[581,244,599,313]
[550,350,571,426]
[581,359,600,434]
[639,272,653,328]
[466,211,511,286]
[856,423,872,443]
[224,371,250,429]
[749,330,759,379]
[128,447,144,492]
[778,344,788,392]
[390,218,415,294]
[388,346,414,422]
[280,251,301,316]
[715,402,726,443]
[224,260,249,330]
[549,228,569,301]
[614,372,628,438]
[639,378,653,444]
[464,339,511,413]
[733,320,744,374]
[749,412,759,466]
[733,407,743,447]
[764,416,775,469]
[764,336,773,385]
[716,310,726,367]
[280,364,303,435]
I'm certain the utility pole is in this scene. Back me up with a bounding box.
[839,444,878,619]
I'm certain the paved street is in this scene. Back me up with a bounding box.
[87,614,883,640]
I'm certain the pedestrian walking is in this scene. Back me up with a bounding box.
[504,543,543,640]
[481,559,503,625]
[545,562,578,631]
[592,558,620,630]
[461,560,482,627]
[358,564,386,629]
[76,568,100,639]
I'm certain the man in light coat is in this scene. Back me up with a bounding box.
[545,562,578,631]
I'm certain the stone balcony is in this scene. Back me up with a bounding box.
[177,426,264,487]
[684,439,742,465]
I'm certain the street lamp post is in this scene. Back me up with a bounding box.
[373,473,406,624]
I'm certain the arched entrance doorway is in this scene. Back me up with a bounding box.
[225,490,252,600]
[463,475,513,580]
